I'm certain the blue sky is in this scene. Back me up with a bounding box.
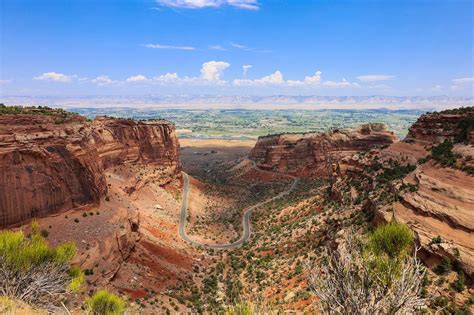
[1,0,473,97]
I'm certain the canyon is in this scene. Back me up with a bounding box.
[249,108,474,280]
[0,114,180,227]
[0,106,472,313]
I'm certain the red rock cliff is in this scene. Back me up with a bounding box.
[0,115,180,227]
[250,123,398,176]
[404,107,474,145]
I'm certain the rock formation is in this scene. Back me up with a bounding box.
[354,108,474,278]
[0,115,180,227]
[405,107,474,145]
[250,123,398,176]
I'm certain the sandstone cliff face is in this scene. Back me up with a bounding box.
[0,115,180,227]
[250,123,398,176]
[405,107,474,145]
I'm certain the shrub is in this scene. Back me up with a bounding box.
[435,256,452,275]
[0,221,82,310]
[368,221,414,258]
[225,300,277,315]
[86,289,126,315]
[431,235,442,244]
[431,140,459,167]
[311,229,425,314]
[377,163,416,184]
[455,116,474,144]
[451,271,466,292]
[68,266,85,292]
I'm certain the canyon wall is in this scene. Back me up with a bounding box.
[0,115,180,227]
[405,107,474,145]
[250,123,398,176]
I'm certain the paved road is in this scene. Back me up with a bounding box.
[178,160,299,249]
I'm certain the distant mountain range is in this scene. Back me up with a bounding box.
[2,95,473,110]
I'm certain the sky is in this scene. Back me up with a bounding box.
[1,0,473,97]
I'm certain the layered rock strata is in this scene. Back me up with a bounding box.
[0,115,180,227]
[250,123,398,177]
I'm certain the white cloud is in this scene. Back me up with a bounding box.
[143,43,195,51]
[322,78,355,88]
[452,77,474,84]
[200,61,230,81]
[233,71,284,86]
[0,79,12,85]
[156,0,259,10]
[34,72,77,82]
[92,75,116,86]
[233,70,354,88]
[209,45,227,51]
[356,74,395,82]
[243,65,252,78]
[153,72,198,84]
[451,77,474,91]
[153,72,181,83]
[287,71,322,86]
[229,42,251,50]
[126,74,148,82]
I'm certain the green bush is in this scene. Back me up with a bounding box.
[0,220,82,310]
[431,140,459,167]
[431,235,442,244]
[435,256,452,275]
[455,116,474,143]
[368,221,414,258]
[86,289,126,315]
[68,266,85,292]
[451,271,466,292]
[377,162,416,184]
[0,230,75,271]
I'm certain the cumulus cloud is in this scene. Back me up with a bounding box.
[156,0,259,10]
[356,74,395,82]
[126,74,148,82]
[233,70,356,88]
[143,43,195,51]
[287,71,322,86]
[34,72,77,82]
[234,71,284,86]
[200,61,230,81]
[91,75,116,86]
[153,72,181,83]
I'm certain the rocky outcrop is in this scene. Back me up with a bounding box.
[405,107,474,145]
[374,162,474,278]
[0,115,180,227]
[250,123,398,177]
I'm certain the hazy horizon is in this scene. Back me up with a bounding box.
[1,0,473,99]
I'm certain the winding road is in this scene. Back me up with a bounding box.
[178,160,299,249]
